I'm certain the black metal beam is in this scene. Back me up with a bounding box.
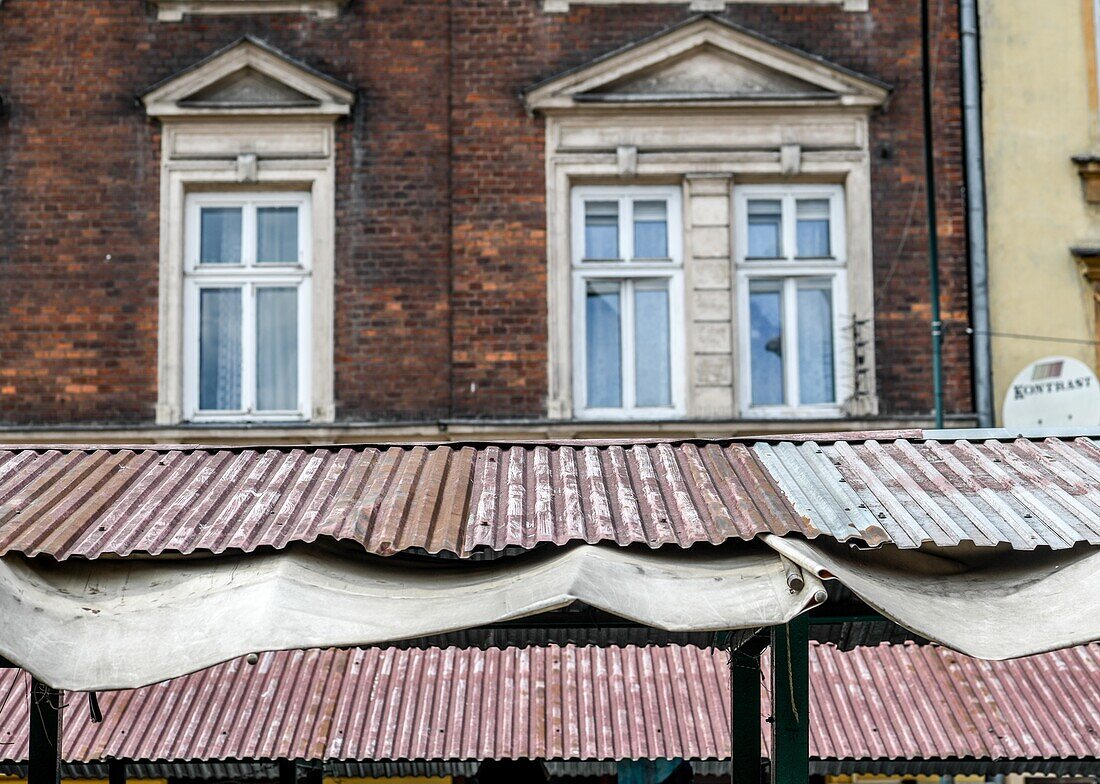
[730,642,764,784]
[108,760,126,784]
[28,678,61,784]
[278,759,297,784]
[771,617,810,784]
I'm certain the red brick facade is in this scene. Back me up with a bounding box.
[0,0,971,428]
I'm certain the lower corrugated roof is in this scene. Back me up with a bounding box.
[0,642,1097,765]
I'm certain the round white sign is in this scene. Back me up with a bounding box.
[1002,356,1100,428]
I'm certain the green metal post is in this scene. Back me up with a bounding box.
[770,617,810,784]
[28,678,61,784]
[729,646,763,784]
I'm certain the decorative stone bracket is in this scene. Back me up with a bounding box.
[1072,154,1100,203]
[1070,245,1100,368]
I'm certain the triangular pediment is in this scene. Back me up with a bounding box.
[524,16,890,111]
[142,36,354,118]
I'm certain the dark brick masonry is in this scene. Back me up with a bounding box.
[0,0,971,425]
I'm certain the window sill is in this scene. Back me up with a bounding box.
[151,0,348,21]
[543,0,868,12]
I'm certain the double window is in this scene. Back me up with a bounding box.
[735,185,847,417]
[183,192,311,422]
[571,186,684,418]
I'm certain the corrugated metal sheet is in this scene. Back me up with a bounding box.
[0,442,813,560]
[1,642,1098,765]
[2,435,1100,560]
[759,437,1100,549]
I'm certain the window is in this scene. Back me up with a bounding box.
[735,185,847,417]
[571,186,684,418]
[183,193,311,421]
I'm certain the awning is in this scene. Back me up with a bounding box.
[1,432,1099,690]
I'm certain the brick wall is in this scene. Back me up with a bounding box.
[0,0,971,426]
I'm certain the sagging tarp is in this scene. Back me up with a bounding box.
[767,535,1100,660]
[5,533,1100,689]
[0,544,824,690]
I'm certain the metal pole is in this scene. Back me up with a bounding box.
[108,760,127,784]
[770,617,810,784]
[730,642,764,784]
[922,0,946,429]
[959,0,994,427]
[28,679,61,784]
[278,759,297,784]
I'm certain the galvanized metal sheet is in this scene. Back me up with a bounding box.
[756,436,1100,550]
[1,642,1097,765]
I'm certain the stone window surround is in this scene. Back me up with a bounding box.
[151,0,348,22]
[544,0,868,13]
[156,137,337,425]
[142,37,354,426]
[545,146,876,421]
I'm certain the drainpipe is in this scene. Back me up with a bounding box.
[921,0,946,429]
[960,0,995,427]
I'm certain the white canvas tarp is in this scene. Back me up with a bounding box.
[765,534,1100,660]
[0,544,824,690]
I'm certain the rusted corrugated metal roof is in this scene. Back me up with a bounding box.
[0,441,815,560]
[1,642,1097,764]
[1,434,1099,560]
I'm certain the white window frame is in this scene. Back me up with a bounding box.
[182,191,312,423]
[735,184,850,419]
[570,185,686,419]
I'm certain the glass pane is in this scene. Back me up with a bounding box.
[585,281,622,408]
[584,201,619,260]
[199,207,242,264]
[257,206,299,264]
[633,200,668,259]
[199,288,242,411]
[796,199,831,257]
[797,281,836,404]
[634,283,671,407]
[749,281,784,406]
[256,287,299,411]
[747,199,782,258]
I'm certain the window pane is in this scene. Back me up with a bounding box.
[747,200,782,258]
[585,281,622,408]
[634,282,671,407]
[199,207,242,264]
[796,199,831,257]
[256,287,299,411]
[257,206,299,264]
[199,288,242,411]
[797,281,836,404]
[749,281,784,406]
[633,200,668,259]
[584,201,619,260]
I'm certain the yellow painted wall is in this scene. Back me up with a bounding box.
[981,0,1099,421]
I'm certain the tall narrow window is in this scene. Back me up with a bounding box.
[183,193,311,421]
[736,185,847,417]
[572,186,683,418]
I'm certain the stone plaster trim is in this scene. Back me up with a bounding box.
[543,121,880,420]
[543,0,868,12]
[152,1,348,22]
[154,126,338,425]
[145,40,352,424]
[142,38,354,119]
[524,17,888,113]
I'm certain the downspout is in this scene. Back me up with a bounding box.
[960,0,995,427]
[921,0,946,429]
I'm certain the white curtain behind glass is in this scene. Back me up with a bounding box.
[255,287,298,411]
[585,282,622,408]
[796,283,835,404]
[199,288,242,411]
